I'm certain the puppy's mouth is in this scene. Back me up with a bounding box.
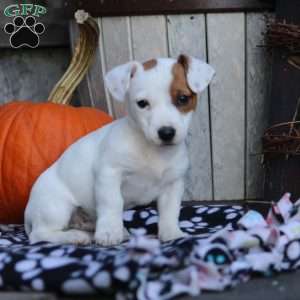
[160,141,177,147]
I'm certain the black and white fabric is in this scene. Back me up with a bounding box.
[0,194,299,300]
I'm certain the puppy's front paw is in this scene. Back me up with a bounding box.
[159,227,187,242]
[72,230,93,245]
[123,227,131,241]
[95,226,124,246]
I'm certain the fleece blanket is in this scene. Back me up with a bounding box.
[0,194,299,299]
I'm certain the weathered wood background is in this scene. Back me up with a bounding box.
[0,48,70,102]
[71,12,272,201]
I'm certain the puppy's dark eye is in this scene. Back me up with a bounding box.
[137,99,150,109]
[176,95,190,106]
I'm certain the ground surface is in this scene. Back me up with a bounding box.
[0,270,299,300]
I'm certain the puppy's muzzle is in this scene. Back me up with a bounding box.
[158,126,176,143]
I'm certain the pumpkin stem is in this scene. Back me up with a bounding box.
[48,10,99,105]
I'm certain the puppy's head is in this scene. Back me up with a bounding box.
[105,54,215,146]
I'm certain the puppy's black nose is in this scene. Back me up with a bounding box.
[158,126,176,142]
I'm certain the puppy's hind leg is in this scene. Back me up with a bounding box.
[27,194,92,245]
[30,228,92,245]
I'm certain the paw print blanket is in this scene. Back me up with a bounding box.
[0,194,299,299]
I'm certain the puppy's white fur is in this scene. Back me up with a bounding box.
[24,56,215,246]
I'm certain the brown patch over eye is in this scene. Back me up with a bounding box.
[170,55,197,113]
[143,59,157,71]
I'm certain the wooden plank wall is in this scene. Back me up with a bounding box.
[70,12,271,201]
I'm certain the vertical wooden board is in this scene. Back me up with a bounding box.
[246,13,272,199]
[207,13,245,200]
[130,15,168,61]
[102,17,132,118]
[69,21,92,107]
[69,20,109,113]
[167,14,213,201]
[85,18,109,112]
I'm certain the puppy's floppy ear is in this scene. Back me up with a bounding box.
[178,54,215,94]
[105,61,141,102]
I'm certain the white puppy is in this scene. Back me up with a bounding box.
[24,54,215,246]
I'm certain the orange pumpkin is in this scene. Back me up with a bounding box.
[0,101,113,223]
[0,12,114,223]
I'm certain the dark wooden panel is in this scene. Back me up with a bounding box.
[0,22,69,48]
[264,0,300,202]
[0,2,68,47]
[0,0,275,48]
[63,0,275,17]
